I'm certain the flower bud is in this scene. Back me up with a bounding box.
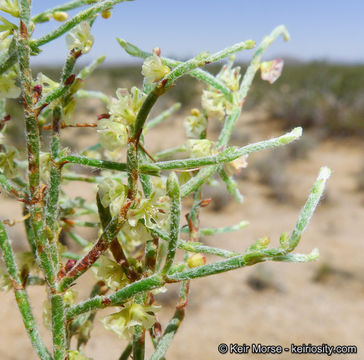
[101,8,112,19]
[142,51,170,84]
[52,11,69,22]
[187,253,206,268]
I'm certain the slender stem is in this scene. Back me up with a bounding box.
[51,294,67,360]
[145,103,181,131]
[218,166,243,203]
[32,0,94,23]
[59,200,131,292]
[78,55,106,80]
[132,295,146,360]
[18,11,56,290]
[161,173,180,274]
[119,343,132,360]
[287,167,331,252]
[31,0,133,49]
[0,222,52,360]
[46,107,62,270]
[149,308,184,360]
[66,274,164,319]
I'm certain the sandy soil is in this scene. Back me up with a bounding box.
[0,110,363,359]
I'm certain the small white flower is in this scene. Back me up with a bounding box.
[102,302,160,340]
[186,139,214,158]
[94,256,128,291]
[201,56,241,120]
[260,59,284,84]
[108,87,146,126]
[97,119,128,151]
[224,155,248,177]
[184,108,207,139]
[142,52,170,84]
[66,22,94,54]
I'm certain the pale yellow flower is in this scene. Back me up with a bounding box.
[108,87,146,125]
[184,108,207,139]
[102,302,160,340]
[142,52,170,84]
[97,119,128,151]
[186,139,213,158]
[66,22,94,54]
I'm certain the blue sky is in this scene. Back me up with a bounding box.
[30,0,364,65]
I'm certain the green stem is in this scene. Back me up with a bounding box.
[161,173,180,274]
[287,167,331,252]
[31,0,133,49]
[149,308,184,360]
[18,11,56,290]
[132,295,145,360]
[59,210,129,292]
[145,103,181,131]
[51,294,67,360]
[0,222,52,360]
[119,343,132,360]
[66,274,164,319]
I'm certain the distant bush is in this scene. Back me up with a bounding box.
[246,62,364,136]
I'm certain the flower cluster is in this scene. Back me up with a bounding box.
[97,87,146,151]
[201,56,241,120]
[101,302,160,340]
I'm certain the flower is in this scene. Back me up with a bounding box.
[101,302,160,340]
[260,59,284,84]
[66,22,94,54]
[183,108,207,139]
[0,70,20,99]
[224,155,248,177]
[119,221,151,253]
[142,51,170,84]
[94,256,128,291]
[108,87,146,126]
[0,0,19,17]
[98,177,127,215]
[201,56,241,120]
[97,119,128,151]
[128,191,170,229]
[186,139,213,158]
